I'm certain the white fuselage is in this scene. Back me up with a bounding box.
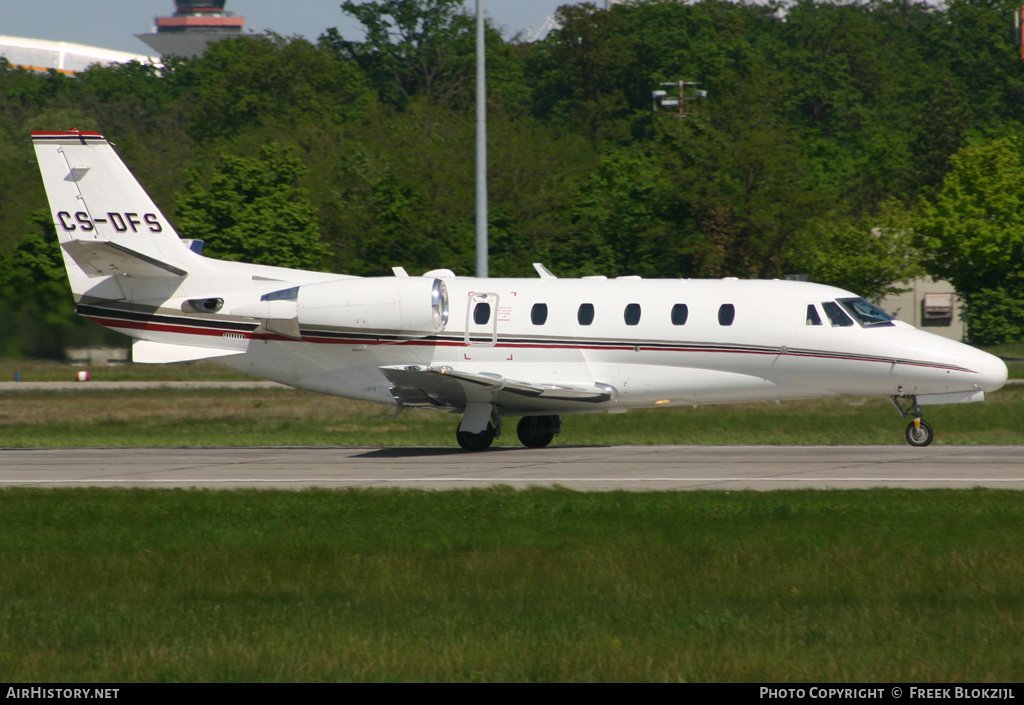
[30,129,1006,429]
[89,272,1006,417]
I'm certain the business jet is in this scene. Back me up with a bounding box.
[31,129,1008,450]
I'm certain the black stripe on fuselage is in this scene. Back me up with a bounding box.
[78,304,975,374]
[77,303,258,333]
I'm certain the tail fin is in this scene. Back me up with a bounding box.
[31,130,195,298]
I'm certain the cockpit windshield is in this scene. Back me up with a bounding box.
[837,297,895,327]
[821,301,854,327]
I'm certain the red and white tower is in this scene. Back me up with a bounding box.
[136,1,259,58]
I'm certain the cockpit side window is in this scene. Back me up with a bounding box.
[822,301,854,327]
[806,304,823,326]
[838,297,895,327]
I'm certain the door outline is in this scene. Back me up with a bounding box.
[465,292,499,347]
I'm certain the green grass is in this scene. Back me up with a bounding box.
[0,359,250,383]
[978,342,1024,379]
[1,487,1023,682]
[979,341,1024,360]
[1,385,1022,447]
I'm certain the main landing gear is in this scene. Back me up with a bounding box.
[891,395,934,447]
[455,407,562,451]
[516,415,562,448]
[456,423,497,451]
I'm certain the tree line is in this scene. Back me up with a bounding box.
[2,0,1024,357]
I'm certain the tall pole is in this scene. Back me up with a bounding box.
[475,0,488,278]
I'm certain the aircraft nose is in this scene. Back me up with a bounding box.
[981,352,1009,393]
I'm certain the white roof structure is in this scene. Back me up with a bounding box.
[0,35,159,74]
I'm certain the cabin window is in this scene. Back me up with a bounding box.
[624,303,642,326]
[822,301,854,327]
[531,303,549,325]
[718,304,735,326]
[577,303,595,326]
[806,304,823,326]
[671,303,688,325]
[473,302,491,325]
[838,297,895,327]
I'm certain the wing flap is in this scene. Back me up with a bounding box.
[380,365,617,412]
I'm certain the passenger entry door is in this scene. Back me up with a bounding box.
[465,292,499,347]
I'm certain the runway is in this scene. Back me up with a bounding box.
[1,445,1023,490]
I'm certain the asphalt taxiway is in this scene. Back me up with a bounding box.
[1,445,1023,490]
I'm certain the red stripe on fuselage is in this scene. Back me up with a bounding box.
[83,314,252,338]
[85,315,979,375]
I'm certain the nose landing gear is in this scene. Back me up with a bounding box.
[905,418,934,447]
[892,395,934,447]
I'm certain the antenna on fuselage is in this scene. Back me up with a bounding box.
[475,0,488,278]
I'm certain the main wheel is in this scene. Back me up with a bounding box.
[905,419,934,447]
[457,423,496,451]
[516,415,560,448]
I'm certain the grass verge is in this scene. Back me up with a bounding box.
[0,359,250,383]
[0,385,1022,447]
[1,487,1022,682]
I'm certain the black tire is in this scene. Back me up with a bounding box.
[905,419,934,447]
[457,423,496,451]
[516,415,560,448]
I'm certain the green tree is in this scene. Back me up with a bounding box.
[175,143,332,271]
[914,138,1024,344]
[324,98,475,274]
[780,0,971,206]
[181,35,374,140]
[322,0,475,108]
[0,211,103,358]
[657,92,833,280]
[571,148,672,277]
[526,1,640,144]
[791,200,923,301]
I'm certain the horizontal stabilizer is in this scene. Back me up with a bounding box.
[132,340,244,364]
[380,364,617,412]
[62,240,188,279]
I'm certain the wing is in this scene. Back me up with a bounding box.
[380,364,617,414]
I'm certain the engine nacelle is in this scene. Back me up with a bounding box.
[233,277,449,339]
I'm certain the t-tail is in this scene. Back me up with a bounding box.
[31,129,342,364]
[31,130,199,300]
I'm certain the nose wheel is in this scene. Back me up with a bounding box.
[892,395,934,447]
[905,418,934,447]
